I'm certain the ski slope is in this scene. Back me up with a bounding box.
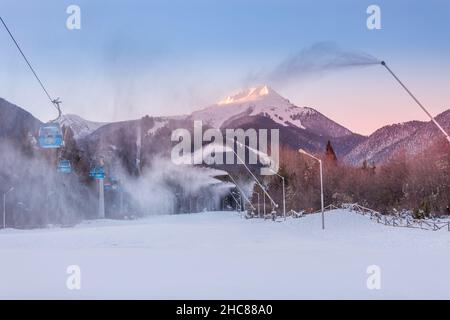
[0,209,449,299]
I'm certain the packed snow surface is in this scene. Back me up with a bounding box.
[0,209,449,299]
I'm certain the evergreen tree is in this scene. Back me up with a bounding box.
[325,140,337,163]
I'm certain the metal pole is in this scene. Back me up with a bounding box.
[381,61,450,144]
[282,177,286,220]
[229,192,240,213]
[120,189,124,216]
[2,188,14,229]
[263,191,266,216]
[240,192,244,215]
[256,192,260,217]
[269,168,287,221]
[2,193,5,229]
[299,149,325,230]
[98,179,105,219]
[227,142,278,208]
[319,160,325,230]
[228,174,256,211]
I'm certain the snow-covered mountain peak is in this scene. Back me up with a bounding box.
[188,85,358,139]
[217,84,276,105]
[192,85,309,128]
[60,114,108,139]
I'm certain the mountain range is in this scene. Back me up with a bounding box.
[1,85,449,167]
[59,114,108,139]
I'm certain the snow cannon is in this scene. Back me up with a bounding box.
[380,60,450,144]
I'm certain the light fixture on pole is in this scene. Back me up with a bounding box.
[3,187,14,229]
[298,149,325,230]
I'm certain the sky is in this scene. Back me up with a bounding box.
[1,0,450,135]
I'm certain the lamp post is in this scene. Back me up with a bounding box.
[3,187,14,229]
[268,168,286,220]
[298,149,325,230]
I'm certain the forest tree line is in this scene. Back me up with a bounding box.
[251,139,450,218]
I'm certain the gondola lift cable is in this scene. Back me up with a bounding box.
[0,16,62,121]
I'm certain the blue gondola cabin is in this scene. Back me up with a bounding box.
[38,123,63,148]
[89,166,105,180]
[57,159,72,173]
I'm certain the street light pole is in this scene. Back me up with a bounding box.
[282,176,286,220]
[319,159,324,230]
[299,149,325,230]
[3,187,14,229]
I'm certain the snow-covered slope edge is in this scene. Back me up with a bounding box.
[60,114,109,139]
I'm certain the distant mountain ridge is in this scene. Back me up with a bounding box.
[0,97,41,147]
[344,120,425,165]
[191,85,354,138]
[60,114,108,139]
[189,85,364,158]
[1,85,449,167]
[344,110,450,165]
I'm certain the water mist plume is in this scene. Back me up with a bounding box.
[265,42,380,85]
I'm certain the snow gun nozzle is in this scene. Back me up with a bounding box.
[380,60,386,66]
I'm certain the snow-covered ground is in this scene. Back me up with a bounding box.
[0,209,449,299]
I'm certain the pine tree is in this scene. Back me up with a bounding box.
[362,159,368,170]
[325,140,337,163]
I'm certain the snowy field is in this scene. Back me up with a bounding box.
[0,209,449,299]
